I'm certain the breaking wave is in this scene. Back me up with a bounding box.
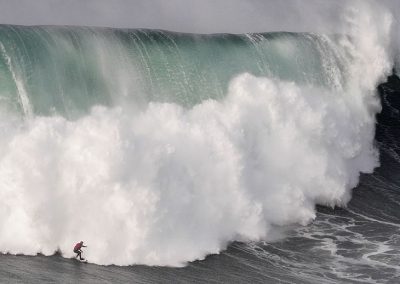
[0,1,394,266]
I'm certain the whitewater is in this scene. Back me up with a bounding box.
[0,1,398,277]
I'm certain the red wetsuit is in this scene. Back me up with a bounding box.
[74,243,82,252]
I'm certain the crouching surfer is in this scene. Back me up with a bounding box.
[73,241,87,261]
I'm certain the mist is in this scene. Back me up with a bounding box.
[0,0,388,34]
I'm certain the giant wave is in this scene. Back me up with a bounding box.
[0,2,394,266]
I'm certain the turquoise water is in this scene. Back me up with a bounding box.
[0,26,344,118]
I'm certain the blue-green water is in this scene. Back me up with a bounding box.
[0,26,345,118]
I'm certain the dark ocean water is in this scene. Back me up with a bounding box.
[1,74,399,284]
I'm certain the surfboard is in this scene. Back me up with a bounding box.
[72,258,88,263]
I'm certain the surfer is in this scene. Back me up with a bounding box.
[73,241,87,261]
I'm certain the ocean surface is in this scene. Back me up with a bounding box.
[0,5,400,283]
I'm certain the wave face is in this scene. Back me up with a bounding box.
[0,26,353,116]
[0,3,394,266]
